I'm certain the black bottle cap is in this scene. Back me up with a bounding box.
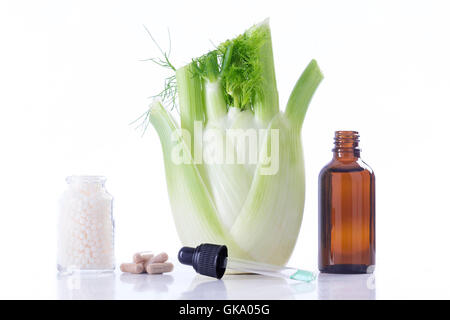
[178,243,228,279]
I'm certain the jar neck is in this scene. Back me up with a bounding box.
[332,131,360,160]
[66,176,106,192]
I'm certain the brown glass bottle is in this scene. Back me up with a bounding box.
[319,131,375,274]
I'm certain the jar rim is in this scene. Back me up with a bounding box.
[66,175,106,184]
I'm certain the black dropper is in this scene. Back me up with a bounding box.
[178,243,228,279]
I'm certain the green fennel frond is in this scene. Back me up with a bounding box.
[188,24,268,110]
[132,27,178,134]
[141,26,177,111]
[217,25,267,110]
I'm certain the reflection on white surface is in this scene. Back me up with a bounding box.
[54,264,377,299]
[181,277,228,300]
[290,281,317,295]
[181,274,316,300]
[317,273,376,300]
[120,273,174,293]
[57,272,116,300]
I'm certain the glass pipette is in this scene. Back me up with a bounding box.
[178,243,316,282]
[223,257,316,282]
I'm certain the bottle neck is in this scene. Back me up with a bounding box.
[332,131,360,160]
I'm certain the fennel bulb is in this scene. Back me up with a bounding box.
[144,20,323,265]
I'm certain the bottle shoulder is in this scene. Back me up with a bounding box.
[359,159,374,175]
[319,158,375,176]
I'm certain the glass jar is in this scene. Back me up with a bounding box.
[57,176,115,273]
[319,131,375,274]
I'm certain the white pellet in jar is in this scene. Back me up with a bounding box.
[57,176,114,273]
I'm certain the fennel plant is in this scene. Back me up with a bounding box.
[142,19,323,265]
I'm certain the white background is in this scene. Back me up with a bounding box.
[0,0,449,299]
